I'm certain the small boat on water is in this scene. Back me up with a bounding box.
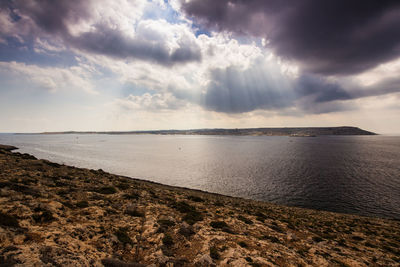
[289,133,317,137]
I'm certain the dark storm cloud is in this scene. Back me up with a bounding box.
[182,0,400,75]
[12,0,91,34]
[2,0,201,65]
[297,75,400,103]
[70,24,201,65]
[294,75,351,103]
[198,60,400,114]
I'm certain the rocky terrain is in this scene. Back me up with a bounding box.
[0,144,399,266]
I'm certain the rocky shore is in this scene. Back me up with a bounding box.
[0,145,399,266]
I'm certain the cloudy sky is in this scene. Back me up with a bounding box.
[0,0,399,133]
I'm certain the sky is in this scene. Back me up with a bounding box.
[0,0,399,134]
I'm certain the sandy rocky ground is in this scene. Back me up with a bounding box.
[0,144,399,267]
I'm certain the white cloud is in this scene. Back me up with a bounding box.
[33,38,66,54]
[114,92,188,111]
[0,61,97,94]
[352,57,400,86]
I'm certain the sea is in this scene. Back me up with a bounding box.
[1,133,399,220]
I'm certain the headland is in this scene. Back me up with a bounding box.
[39,126,376,136]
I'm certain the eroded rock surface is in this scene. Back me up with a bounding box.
[0,146,399,266]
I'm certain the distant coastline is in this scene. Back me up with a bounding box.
[38,126,376,136]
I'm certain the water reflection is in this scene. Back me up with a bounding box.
[0,134,399,219]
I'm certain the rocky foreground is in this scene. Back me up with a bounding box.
[0,145,399,267]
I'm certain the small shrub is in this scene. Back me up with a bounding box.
[162,233,174,247]
[331,259,351,267]
[102,258,139,267]
[33,210,55,223]
[123,192,139,200]
[0,182,12,188]
[148,190,159,199]
[337,239,347,247]
[164,196,175,203]
[266,236,280,243]
[106,208,118,215]
[182,211,203,225]
[245,257,253,262]
[297,248,308,257]
[0,212,19,227]
[2,246,18,253]
[214,201,224,207]
[10,184,41,197]
[313,236,324,243]
[158,219,175,227]
[24,232,44,242]
[392,256,400,263]
[61,201,75,209]
[222,227,234,234]
[209,246,220,260]
[179,224,195,237]
[256,216,265,222]
[270,224,284,233]
[18,153,36,160]
[352,235,364,241]
[172,201,203,224]
[383,245,397,254]
[125,209,144,217]
[238,241,248,248]
[45,161,60,167]
[55,181,69,187]
[114,228,133,245]
[76,201,89,208]
[386,241,398,248]
[21,178,36,185]
[96,186,117,195]
[116,183,130,190]
[161,246,174,257]
[238,215,253,225]
[173,201,195,213]
[210,221,228,229]
[188,195,204,202]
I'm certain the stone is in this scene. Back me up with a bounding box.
[195,254,214,266]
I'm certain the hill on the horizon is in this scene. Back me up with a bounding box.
[40,126,376,136]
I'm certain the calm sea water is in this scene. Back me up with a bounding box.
[1,134,399,219]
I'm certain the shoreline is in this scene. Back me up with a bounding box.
[5,143,397,222]
[0,145,399,266]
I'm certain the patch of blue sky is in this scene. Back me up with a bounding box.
[8,6,21,22]
[142,1,211,37]
[0,36,78,67]
[143,0,183,24]
[192,22,211,37]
